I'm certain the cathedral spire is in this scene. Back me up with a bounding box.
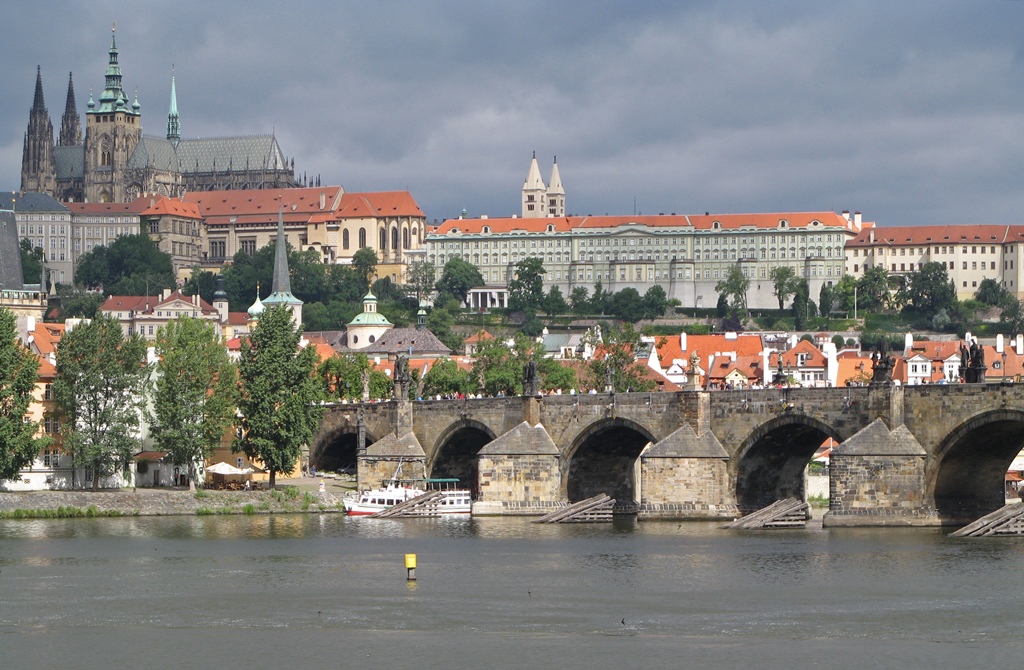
[547,156,565,217]
[261,204,303,324]
[59,72,82,147]
[521,152,547,218]
[21,66,56,195]
[166,66,180,146]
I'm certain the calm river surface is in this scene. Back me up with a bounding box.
[2,515,1023,669]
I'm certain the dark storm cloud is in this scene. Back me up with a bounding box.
[1,1,1022,226]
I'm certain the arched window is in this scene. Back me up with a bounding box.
[391,227,399,250]
[379,229,386,250]
[359,228,366,248]
[403,227,410,249]
[343,230,350,250]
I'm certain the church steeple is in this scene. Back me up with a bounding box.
[59,72,82,147]
[522,151,547,218]
[166,67,180,146]
[21,66,56,195]
[261,205,303,325]
[547,156,565,217]
[92,24,135,116]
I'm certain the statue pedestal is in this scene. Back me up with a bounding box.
[966,366,988,384]
[684,374,701,391]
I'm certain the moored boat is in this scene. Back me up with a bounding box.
[343,477,472,516]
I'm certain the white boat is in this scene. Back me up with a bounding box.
[343,478,472,516]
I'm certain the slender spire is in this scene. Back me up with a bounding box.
[32,66,46,113]
[21,66,56,194]
[166,66,180,145]
[521,152,547,218]
[93,24,136,116]
[271,206,291,296]
[59,71,82,146]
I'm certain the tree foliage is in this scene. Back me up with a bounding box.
[435,257,483,304]
[406,260,437,302]
[900,262,957,318]
[470,333,540,397]
[74,234,175,295]
[151,317,237,489]
[856,266,892,311]
[508,258,546,312]
[53,313,149,490]
[20,238,43,286]
[715,265,749,319]
[1001,297,1024,337]
[770,266,798,310]
[421,357,474,398]
[352,247,378,287]
[0,308,45,481]
[585,323,656,393]
[234,305,324,488]
[975,278,1010,307]
[316,352,391,401]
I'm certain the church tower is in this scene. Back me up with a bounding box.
[59,72,82,147]
[261,207,303,325]
[547,156,565,217]
[521,151,547,218]
[83,26,142,203]
[21,66,57,196]
[166,68,180,147]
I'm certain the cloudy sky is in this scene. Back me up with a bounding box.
[2,1,1023,227]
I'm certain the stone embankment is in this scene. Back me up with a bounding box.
[0,487,346,517]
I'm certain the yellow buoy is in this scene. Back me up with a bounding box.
[405,553,417,580]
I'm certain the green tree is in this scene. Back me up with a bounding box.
[74,234,175,295]
[421,357,474,398]
[715,265,749,318]
[1001,297,1024,337]
[56,285,105,319]
[831,275,858,314]
[569,286,591,317]
[792,278,811,330]
[20,238,43,286]
[641,285,669,319]
[352,247,378,288]
[151,317,237,490]
[406,260,437,302]
[856,266,892,311]
[471,333,538,397]
[901,262,957,318]
[584,323,656,393]
[538,357,578,393]
[975,278,1010,307]
[317,352,391,401]
[610,288,645,322]
[234,305,324,488]
[435,257,483,304]
[770,266,798,310]
[426,306,464,353]
[819,283,835,318]
[53,313,149,490]
[508,258,546,312]
[0,308,46,481]
[543,285,568,315]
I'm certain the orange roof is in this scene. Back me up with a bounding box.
[464,330,494,344]
[100,291,216,315]
[836,356,872,386]
[36,355,57,378]
[435,211,860,236]
[64,201,143,215]
[654,333,764,369]
[905,340,962,360]
[776,339,827,368]
[30,322,64,355]
[707,354,765,382]
[133,194,203,219]
[847,225,1024,248]
[185,186,345,226]
[337,191,425,219]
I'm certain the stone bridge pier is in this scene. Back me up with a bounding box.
[307,383,1024,527]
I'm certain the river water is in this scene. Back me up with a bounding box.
[2,514,1023,669]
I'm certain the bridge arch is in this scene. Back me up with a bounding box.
[930,408,1024,523]
[429,419,498,496]
[564,417,657,504]
[733,414,841,511]
[310,428,378,475]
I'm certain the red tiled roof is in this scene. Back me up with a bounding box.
[132,194,202,219]
[337,191,425,219]
[847,225,1024,248]
[185,187,345,226]
[654,333,764,369]
[64,202,144,215]
[435,211,862,236]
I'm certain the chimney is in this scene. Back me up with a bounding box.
[680,332,687,351]
[841,210,850,222]
[319,192,326,210]
[869,229,875,244]
[854,211,862,228]
[1016,334,1023,356]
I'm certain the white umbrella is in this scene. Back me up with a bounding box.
[206,462,246,475]
[1009,454,1024,472]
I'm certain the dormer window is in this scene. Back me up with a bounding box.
[779,220,789,228]
[712,221,722,230]
[482,226,490,234]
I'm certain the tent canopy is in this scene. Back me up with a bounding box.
[206,462,252,475]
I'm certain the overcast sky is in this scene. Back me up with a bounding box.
[2,1,1023,227]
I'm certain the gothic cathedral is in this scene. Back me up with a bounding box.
[21,28,299,203]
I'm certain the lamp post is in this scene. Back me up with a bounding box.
[998,334,1006,385]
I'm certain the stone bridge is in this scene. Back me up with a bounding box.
[310,384,1024,526]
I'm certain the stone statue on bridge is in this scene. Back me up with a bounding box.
[964,337,987,383]
[393,355,411,399]
[870,337,895,385]
[523,360,539,397]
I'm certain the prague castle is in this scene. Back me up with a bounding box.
[21,28,299,204]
